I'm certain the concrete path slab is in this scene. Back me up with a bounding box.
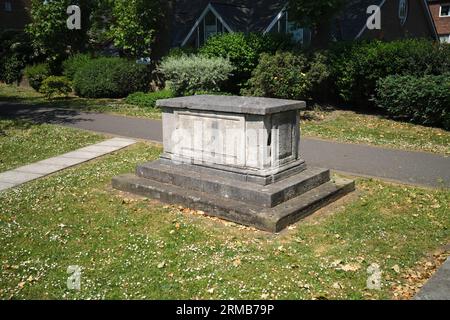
[0,102,449,188]
[14,163,66,175]
[415,257,450,300]
[38,157,87,167]
[0,138,136,192]
[0,171,43,184]
[0,181,15,192]
[59,150,105,159]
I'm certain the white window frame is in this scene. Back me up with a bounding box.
[4,1,12,12]
[398,0,409,25]
[439,34,450,43]
[440,4,450,17]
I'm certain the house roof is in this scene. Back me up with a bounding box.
[172,0,287,47]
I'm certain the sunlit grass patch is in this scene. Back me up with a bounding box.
[0,142,448,300]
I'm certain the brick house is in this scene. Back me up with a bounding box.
[427,0,450,42]
[0,0,31,31]
[170,0,437,50]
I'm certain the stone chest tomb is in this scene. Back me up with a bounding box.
[113,95,354,232]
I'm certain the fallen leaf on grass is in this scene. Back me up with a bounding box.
[340,263,361,272]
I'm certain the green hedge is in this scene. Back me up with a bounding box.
[73,57,151,98]
[375,74,450,129]
[62,53,91,81]
[199,32,293,91]
[39,76,72,99]
[24,63,51,91]
[243,52,329,101]
[329,39,450,105]
[125,89,174,108]
[159,55,233,96]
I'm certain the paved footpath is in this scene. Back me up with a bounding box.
[0,137,136,192]
[415,257,450,300]
[0,103,449,188]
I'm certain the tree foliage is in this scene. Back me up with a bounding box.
[288,0,346,27]
[26,0,92,69]
[288,0,346,47]
[109,0,164,57]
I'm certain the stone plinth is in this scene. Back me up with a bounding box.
[113,95,354,232]
[159,95,306,185]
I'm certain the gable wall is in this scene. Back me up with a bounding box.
[361,0,435,40]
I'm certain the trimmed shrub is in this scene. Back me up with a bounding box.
[73,57,151,98]
[199,32,293,91]
[39,76,72,99]
[243,52,329,101]
[62,53,91,81]
[329,39,450,105]
[24,63,51,91]
[125,89,174,108]
[159,55,233,96]
[375,74,450,129]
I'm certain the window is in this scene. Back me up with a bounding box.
[4,1,12,12]
[440,34,450,43]
[191,9,228,47]
[267,11,308,44]
[204,11,217,41]
[398,0,408,25]
[440,5,450,17]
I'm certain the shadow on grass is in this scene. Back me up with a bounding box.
[0,92,119,125]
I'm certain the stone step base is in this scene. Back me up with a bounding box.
[112,173,355,233]
[136,160,330,208]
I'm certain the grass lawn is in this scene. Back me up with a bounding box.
[1,142,448,300]
[301,109,450,156]
[2,83,449,155]
[0,119,104,172]
[0,84,161,120]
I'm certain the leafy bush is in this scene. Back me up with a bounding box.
[243,52,329,101]
[159,55,233,96]
[0,55,25,84]
[329,39,450,105]
[0,31,33,84]
[167,47,198,58]
[125,89,174,108]
[62,53,91,81]
[39,76,72,99]
[375,74,450,129]
[199,32,293,91]
[24,63,51,91]
[73,57,151,98]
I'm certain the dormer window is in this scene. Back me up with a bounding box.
[399,0,408,25]
[4,1,12,12]
[440,5,450,17]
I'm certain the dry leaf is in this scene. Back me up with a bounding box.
[392,265,401,273]
[340,263,361,272]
